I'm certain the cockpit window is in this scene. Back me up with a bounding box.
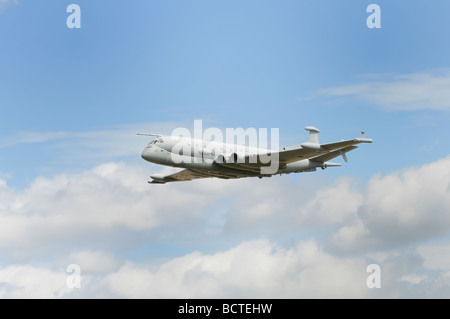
[150,138,164,145]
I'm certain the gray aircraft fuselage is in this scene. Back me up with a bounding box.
[139,126,371,183]
[141,135,325,180]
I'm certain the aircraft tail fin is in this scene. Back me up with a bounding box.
[305,126,320,144]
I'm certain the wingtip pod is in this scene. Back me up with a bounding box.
[354,137,373,143]
[355,130,373,143]
[149,174,167,184]
[149,180,166,184]
[150,174,166,180]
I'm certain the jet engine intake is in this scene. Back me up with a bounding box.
[227,153,245,163]
[213,155,226,164]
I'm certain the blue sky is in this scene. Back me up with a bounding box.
[1,0,450,298]
[1,0,450,186]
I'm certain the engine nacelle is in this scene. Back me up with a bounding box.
[214,153,245,164]
[300,142,324,151]
[228,153,238,163]
[213,154,226,164]
[227,153,246,163]
[150,174,166,181]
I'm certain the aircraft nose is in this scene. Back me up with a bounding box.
[141,148,150,161]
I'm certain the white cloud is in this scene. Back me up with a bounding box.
[0,162,222,252]
[400,274,427,285]
[4,238,450,298]
[1,155,450,297]
[66,250,122,274]
[298,177,362,226]
[0,239,371,298]
[100,239,369,298]
[0,122,180,160]
[3,156,450,255]
[0,162,362,255]
[329,156,450,252]
[318,70,450,111]
[417,243,450,271]
[0,265,71,299]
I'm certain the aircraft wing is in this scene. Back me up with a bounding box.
[243,137,372,166]
[149,168,253,183]
[309,145,358,163]
[149,169,213,183]
[278,137,372,164]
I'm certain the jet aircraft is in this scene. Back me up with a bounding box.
[138,126,372,184]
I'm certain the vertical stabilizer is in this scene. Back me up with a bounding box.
[305,126,320,144]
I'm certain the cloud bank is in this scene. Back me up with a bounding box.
[1,155,450,297]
